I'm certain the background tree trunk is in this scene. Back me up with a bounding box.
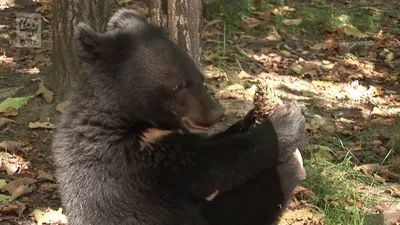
[148,0,203,69]
[51,0,115,98]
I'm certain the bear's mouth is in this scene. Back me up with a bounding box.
[182,118,215,133]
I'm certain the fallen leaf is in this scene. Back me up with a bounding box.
[0,203,20,214]
[33,78,54,104]
[370,118,396,126]
[385,52,394,62]
[324,35,337,50]
[373,174,386,183]
[0,194,11,203]
[293,186,317,200]
[370,140,383,146]
[265,31,282,41]
[312,147,334,161]
[56,100,72,113]
[384,185,400,198]
[38,183,58,193]
[16,67,40,74]
[291,64,303,75]
[1,160,19,175]
[0,97,30,112]
[29,121,56,129]
[353,144,363,151]
[280,208,313,220]
[242,16,265,28]
[37,170,55,181]
[311,43,326,51]
[342,25,366,38]
[282,19,303,26]
[3,107,19,117]
[354,163,379,175]
[10,185,32,201]
[237,70,252,79]
[0,179,7,189]
[0,141,22,152]
[2,177,37,193]
[376,30,384,39]
[375,205,385,213]
[280,50,292,57]
[0,117,15,128]
[0,152,29,175]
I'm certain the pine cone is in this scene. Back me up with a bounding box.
[253,80,283,125]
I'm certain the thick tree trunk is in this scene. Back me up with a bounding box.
[148,0,203,69]
[51,0,115,98]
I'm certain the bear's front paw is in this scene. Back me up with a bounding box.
[269,102,306,162]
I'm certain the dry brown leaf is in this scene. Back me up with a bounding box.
[324,35,337,50]
[37,170,55,181]
[384,185,400,198]
[376,30,384,39]
[239,34,257,41]
[3,107,19,117]
[370,118,397,126]
[0,152,30,175]
[33,78,54,104]
[265,31,282,42]
[56,100,72,113]
[38,183,58,193]
[338,117,356,124]
[23,67,40,74]
[293,186,317,200]
[2,177,37,193]
[29,121,56,129]
[353,144,363,151]
[0,117,15,128]
[354,163,380,175]
[2,160,19,175]
[237,70,252,79]
[291,64,303,75]
[10,185,32,201]
[281,208,314,221]
[0,141,22,152]
[370,140,383,146]
[375,205,385,213]
[242,16,265,28]
[0,203,21,215]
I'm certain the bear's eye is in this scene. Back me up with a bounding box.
[173,82,185,93]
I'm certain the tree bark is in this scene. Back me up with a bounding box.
[51,0,115,98]
[148,0,203,69]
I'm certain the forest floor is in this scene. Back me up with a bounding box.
[0,0,399,224]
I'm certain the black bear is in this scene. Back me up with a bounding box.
[52,9,306,225]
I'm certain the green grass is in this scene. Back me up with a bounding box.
[205,0,249,36]
[303,132,399,225]
[304,157,367,225]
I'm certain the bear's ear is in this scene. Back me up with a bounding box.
[107,9,148,31]
[74,22,111,63]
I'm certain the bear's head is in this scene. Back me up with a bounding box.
[73,9,224,133]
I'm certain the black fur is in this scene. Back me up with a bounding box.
[52,9,306,225]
